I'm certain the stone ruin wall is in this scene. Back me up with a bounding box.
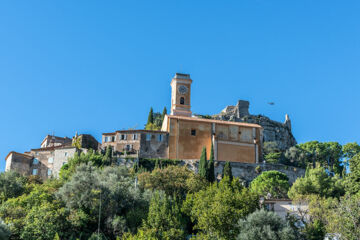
[212,100,297,151]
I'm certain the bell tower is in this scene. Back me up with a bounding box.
[170,73,192,117]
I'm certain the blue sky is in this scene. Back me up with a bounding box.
[1,1,360,171]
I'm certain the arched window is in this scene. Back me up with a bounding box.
[180,97,185,105]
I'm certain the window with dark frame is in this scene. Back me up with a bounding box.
[191,129,196,136]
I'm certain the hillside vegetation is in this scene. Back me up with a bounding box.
[0,141,359,240]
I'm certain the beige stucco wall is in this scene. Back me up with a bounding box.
[217,143,255,163]
[167,117,261,163]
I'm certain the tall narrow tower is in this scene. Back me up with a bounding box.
[170,73,192,117]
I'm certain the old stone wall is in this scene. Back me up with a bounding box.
[117,158,304,185]
[181,160,304,184]
[139,132,169,158]
[213,100,297,151]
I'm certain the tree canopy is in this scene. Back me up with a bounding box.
[250,170,290,199]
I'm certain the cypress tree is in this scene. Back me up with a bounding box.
[155,158,160,169]
[207,143,215,182]
[103,146,113,165]
[147,107,154,125]
[199,147,208,178]
[222,161,233,181]
[162,107,167,121]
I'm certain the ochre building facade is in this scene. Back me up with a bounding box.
[161,73,263,163]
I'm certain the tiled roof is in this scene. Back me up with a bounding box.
[5,151,33,161]
[31,143,74,152]
[167,115,262,128]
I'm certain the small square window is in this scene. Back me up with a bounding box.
[48,157,54,163]
[146,134,151,141]
[32,169,38,175]
[191,129,196,136]
[33,158,39,165]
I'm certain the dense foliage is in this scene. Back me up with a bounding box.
[145,107,167,130]
[250,171,290,198]
[183,177,259,239]
[237,209,296,240]
[1,140,360,239]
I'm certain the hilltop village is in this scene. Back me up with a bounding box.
[5,73,297,180]
[3,73,360,240]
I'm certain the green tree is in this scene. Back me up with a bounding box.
[288,166,345,199]
[103,145,114,165]
[222,161,233,181]
[237,209,296,240]
[264,152,282,164]
[0,220,10,240]
[140,192,186,240]
[342,142,360,174]
[250,171,290,199]
[20,201,70,240]
[147,107,154,125]
[59,150,103,180]
[326,194,360,240]
[57,164,150,238]
[284,146,308,168]
[346,154,360,194]
[161,107,167,121]
[198,147,208,179]
[53,232,60,240]
[138,166,208,199]
[303,219,326,240]
[207,143,215,183]
[0,171,27,203]
[0,179,70,240]
[183,177,259,239]
[297,141,343,174]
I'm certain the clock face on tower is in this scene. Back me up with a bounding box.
[178,85,188,95]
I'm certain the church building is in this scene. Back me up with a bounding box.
[162,73,263,163]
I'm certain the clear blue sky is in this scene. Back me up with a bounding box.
[1,1,360,171]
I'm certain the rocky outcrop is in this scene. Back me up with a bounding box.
[213,100,297,151]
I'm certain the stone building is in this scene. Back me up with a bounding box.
[41,135,72,148]
[5,134,98,179]
[161,73,263,163]
[101,130,169,159]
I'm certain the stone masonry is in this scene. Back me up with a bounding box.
[213,100,297,151]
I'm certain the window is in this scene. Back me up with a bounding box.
[146,134,151,141]
[158,134,163,142]
[104,136,108,142]
[121,134,127,140]
[47,169,52,176]
[48,157,54,163]
[64,152,68,157]
[33,158,39,164]
[133,134,138,140]
[112,136,115,142]
[191,129,196,136]
[32,169,38,175]
[126,145,133,151]
[180,97,185,105]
